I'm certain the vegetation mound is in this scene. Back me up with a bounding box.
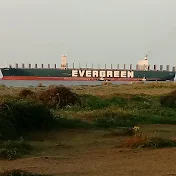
[37,85,80,108]
[18,85,80,109]
[160,89,176,108]
[0,169,50,176]
[0,98,54,140]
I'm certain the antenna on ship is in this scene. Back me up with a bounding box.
[144,55,148,60]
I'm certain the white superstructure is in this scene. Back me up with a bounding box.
[137,55,149,70]
[61,54,67,70]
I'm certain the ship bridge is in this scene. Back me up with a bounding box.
[137,55,149,71]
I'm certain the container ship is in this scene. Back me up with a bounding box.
[0,55,175,81]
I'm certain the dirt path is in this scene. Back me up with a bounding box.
[1,147,176,176]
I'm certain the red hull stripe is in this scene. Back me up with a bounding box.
[2,76,142,81]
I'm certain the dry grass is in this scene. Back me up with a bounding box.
[56,106,137,122]
[124,135,176,149]
[1,82,176,97]
[71,82,176,96]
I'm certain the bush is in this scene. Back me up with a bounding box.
[0,84,7,90]
[18,89,35,98]
[125,135,176,149]
[37,85,81,109]
[0,138,32,160]
[0,169,50,176]
[0,98,55,139]
[160,89,176,108]
[18,86,81,109]
[0,118,17,140]
[37,82,44,87]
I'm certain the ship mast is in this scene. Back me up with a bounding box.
[144,55,148,60]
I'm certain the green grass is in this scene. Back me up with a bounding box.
[1,84,175,131]
[55,92,176,128]
[1,84,176,139]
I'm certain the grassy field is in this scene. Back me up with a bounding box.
[1,82,176,176]
[54,82,176,126]
[71,82,176,96]
[1,81,176,96]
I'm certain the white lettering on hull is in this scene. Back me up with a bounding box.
[93,71,99,77]
[72,70,134,78]
[0,69,3,79]
[107,71,113,77]
[128,71,134,78]
[99,71,106,77]
[114,71,120,77]
[121,71,127,77]
[72,70,78,77]
[79,70,85,77]
[86,70,91,77]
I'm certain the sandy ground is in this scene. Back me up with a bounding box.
[1,147,176,176]
[1,126,176,176]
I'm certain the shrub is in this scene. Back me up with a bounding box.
[0,118,17,140]
[18,86,81,109]
[0,169,50,176]
[142,137,176,148]
[125,135,176,149]
[0,84,7,90]
[37,85,81,109]
[160,89,176,108]
[18,89,35,98]
[0,98,55,139]
[0,138,32,160]
[37,82,43,87]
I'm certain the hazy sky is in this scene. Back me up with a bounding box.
[0,0,176,69]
